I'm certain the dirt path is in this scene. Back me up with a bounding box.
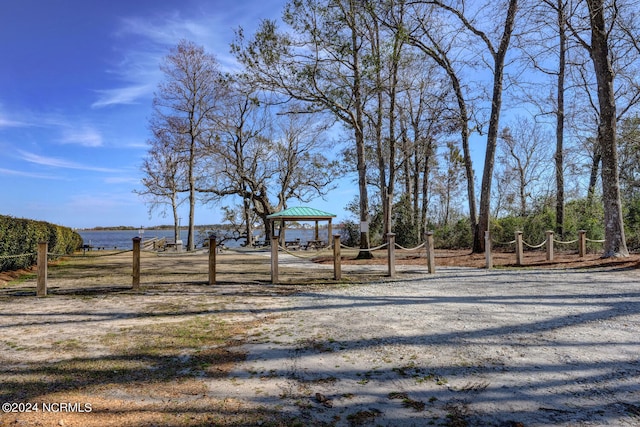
[0,251,639,426]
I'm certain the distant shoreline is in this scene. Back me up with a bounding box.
[78,223,336,232]
[79,224,231,231]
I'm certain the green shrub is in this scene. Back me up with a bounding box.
[392,195,421,248]
[433,218,472,249]
[490,216,524,249]
[623,197,640,251]
[339,219,360,247]
[0,215,82,272]
[488,199,607,253]
[490,208,555,251]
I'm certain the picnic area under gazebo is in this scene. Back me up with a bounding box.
[267,206,337,250]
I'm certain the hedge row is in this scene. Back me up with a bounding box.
[0,215,83,272]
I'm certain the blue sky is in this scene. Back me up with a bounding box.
[0,0,355,229]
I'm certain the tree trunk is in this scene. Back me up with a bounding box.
[458,96,479,251]
[172,194,180,245]
[412,154,421,237]
[243,197,254,247]
[555,0,566,237]
[187,137,196,251]
[421,140,431,233]
[351,0,372,259]
[587,146,601,205]
[586,0,629,257]
[410,36,479,250]
[477,0,519,251]
[356,124,372,259]
[519,165,527,217]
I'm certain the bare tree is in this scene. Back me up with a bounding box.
[566,0,629,256]
[433,141,466,226]
[495,116,553,217]
[587,0,628,256]
[361,1,411,240]
[396,58,446,241]
[136,129,187,244]
[411,0,519,252]
[273,112,338,211]
[525,0,571,236]
[394,1,481,250]
[152,40,225,250]
[553,0,568,237]
[232,0,374,258]
[200,77,273,241]
[199,78,338,241]
[618,115,640,200]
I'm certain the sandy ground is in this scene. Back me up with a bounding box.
[230,264,640,426]
[0,249,639,426]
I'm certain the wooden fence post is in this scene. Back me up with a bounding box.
[485,231,493,269]
[208,235,216,285]
[333,235,341,280]
[425,231,435,274]
[546,230,554,261]
[270,236,279,284]
[515,231,523,266]
[387,233,396,278]
[37,241,47,297]
[578,230,586,257]
[132,237,141,290]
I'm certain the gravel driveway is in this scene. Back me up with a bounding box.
[216,262,640,426]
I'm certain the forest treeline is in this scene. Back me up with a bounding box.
[0,215,82,272]
[138,0,640,256]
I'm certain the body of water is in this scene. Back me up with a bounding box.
[77,230,190,250]
[77,228,334,250]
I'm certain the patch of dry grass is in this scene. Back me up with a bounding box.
[0,251,324,426]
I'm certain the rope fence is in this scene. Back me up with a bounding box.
[522,239,546,249]
[278,244,334,259]
[0,252,36,260]
[554,238,579,245]
[394,242,426,251]
[493,239,517,246]
[47,249,134,258]
[8,229,612,297]
[485,229,602,268]
[339,242,390,251]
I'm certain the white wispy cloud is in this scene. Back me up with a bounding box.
[18,150,121,173]
[117,12,216,46]
[0,167,62,180]
[0,104,34,128]
[0,115,29,128]
[91,84,154,109]
[91,6,245,110]
[58,126,104,147]
[0,106,109,148]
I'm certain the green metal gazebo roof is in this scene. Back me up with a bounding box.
[267,206,336,220]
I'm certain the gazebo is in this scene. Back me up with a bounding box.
[267,206,336,247]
